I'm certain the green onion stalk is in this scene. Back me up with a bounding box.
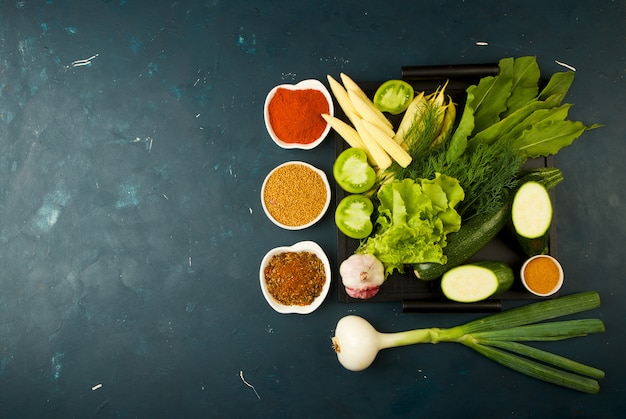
[331,291,605,393]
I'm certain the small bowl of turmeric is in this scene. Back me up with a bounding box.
[259,241,332,314]
[520,255,564,297]
[260,161,331,230]
[264,79,334,150]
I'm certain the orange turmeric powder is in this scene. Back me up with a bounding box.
[523,256,560,294]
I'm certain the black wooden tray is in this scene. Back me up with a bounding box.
[334,75,558,305]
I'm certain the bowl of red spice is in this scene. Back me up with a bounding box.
[520,255,564,297]
[264,79,334,149]
[261,161,331,230]
[259,241,332,314]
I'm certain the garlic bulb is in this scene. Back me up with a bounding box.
[339,254,385,299]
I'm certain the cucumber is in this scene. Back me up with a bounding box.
[441,261,514,303]
[414,167,563,281]
[512,181,553,256]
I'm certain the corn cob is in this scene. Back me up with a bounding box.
[326,75,361,127]
[430,99,456,149]
[346,89,396,138]
[361,119,412,168]
[353,118,392,170]
[340,73,394,131]
[393,92,426,147]
[322,113,368,150]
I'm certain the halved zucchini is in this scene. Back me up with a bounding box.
[440,261,514,303]
[512,181,553,256]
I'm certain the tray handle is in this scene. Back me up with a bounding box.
[401,63,499,80]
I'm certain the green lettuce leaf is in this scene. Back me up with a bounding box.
[357,174,464,276]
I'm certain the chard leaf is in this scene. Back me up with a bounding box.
[539,71,575,103]
[468,96,560,148]
[471,58,514,134]
[501,104,573,145]
[503,56,540,116]
[512,119,593,158]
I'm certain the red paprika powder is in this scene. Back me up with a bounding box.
[268,88,329,144]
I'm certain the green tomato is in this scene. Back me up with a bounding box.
[373,80,414,115]
[335,194,374,239]
[333,148,376,194]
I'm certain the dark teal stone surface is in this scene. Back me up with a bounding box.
[0,1,624,417]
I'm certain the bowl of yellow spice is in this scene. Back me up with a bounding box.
[259,241,331,314]
[520,255,564,297]
[261,161,331,230]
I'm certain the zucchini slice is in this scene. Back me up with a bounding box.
[441,261,514,303]
[512,181,553,256]
[512,181,553,238]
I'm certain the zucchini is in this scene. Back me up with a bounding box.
[441,261,514,303]
[512,181,553,256]
[441,260,514,303]
[414,199,511,281]
[414,167,563,281]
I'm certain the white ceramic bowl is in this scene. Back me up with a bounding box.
[520,255,564,297]
[260,161,331,230]
[263,79,334,150]
[259,241,332,314]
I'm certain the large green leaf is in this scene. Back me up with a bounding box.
[503,56,541,116]
[471,58,514,134]
[513,119,589,158]
[539,71,574,103]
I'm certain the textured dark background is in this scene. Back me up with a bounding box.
[1,1,624,417]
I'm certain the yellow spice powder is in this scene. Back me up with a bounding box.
[524,256,560,294]
[263,163,327,227]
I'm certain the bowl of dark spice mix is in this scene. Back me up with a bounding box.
[259,241,331,314]
[264,79,334,150]
[261,161,331,230]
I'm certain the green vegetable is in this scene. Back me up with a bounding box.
[335,194,374,239]
[415,167,563,281]
[440,261,514,303]
[393,85,452,156]
[387,56,598,221]
[356,173,464,276]
[401,141,523,220]
[331,291,605,393]
[414,193,511,281]
[448,56,600,163]
[373,79,414,115]
[333,148,377,193]
[512,181,553,256]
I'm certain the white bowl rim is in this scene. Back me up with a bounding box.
[520,254,564,297]
[260,161,332,230]
[263,79,334,150]
[259,241,332,314]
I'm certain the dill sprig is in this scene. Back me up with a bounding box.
[403,99,445,158]
[386,138,523,220]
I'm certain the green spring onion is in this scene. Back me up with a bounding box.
[331,292,604,393]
